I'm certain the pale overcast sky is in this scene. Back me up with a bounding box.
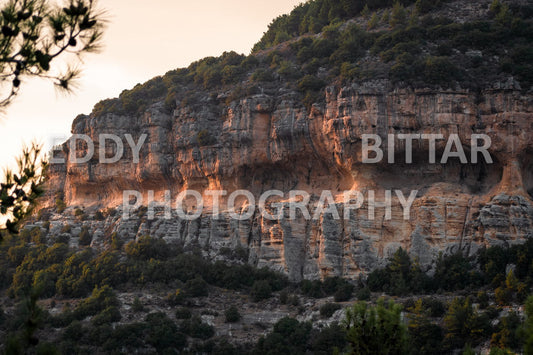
[0,0,302,170]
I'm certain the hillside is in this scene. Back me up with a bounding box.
[1,0,533,353]
[41,0,533,279]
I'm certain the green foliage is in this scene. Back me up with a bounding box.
[145,312,187,352]
[1,144,48,235]
[367,247,433,295]
[132,296,144,312]
[74,208,84,218]
[62,320,84,341]
[251,280,272,302]
[390,1,407,27]
[443,297,491,350]
[0,0,104,107]
[224,305,241,323]
[94,210,105,221]
[185,276,209,297]
[70,285,119,321]
[368,12,380,29]
[78,226,92,246]
[422,297,446,317]
[91,305,121,326]
[300,277,354,300]
[415,0,442,14]
[55,197,66,213]
[255,317,312,354]
[252,0,420,52]
[524,295,533,355]
[433,252,482,291]
[125,235,170,260]
[334,283,354,302]
[319,302,341,318]
[180,316,215,340]
[423,56,460,84]
[175,307,192,319]
[344,299,408,355]
[490,311,522,351]
[5,289,46,350]
[407,299,444,354]
[382,9,390,23]
[356,286,371,301]
[495,270,528,306]
[297,74,326,92]
[166,289,185,306]
[251,68,275,82]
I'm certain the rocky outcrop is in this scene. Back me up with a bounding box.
[43,82,533,281]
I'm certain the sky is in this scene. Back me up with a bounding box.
[0,0,303,170]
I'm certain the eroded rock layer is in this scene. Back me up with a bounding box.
[43,84,533,281]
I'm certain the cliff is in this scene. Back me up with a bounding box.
[39,0,533,281]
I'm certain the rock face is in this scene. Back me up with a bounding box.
[44,83,533,281]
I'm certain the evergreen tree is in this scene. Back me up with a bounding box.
[344,299,408,355]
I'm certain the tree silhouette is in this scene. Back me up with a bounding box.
[0,0,105,108]
[0,0,105,234]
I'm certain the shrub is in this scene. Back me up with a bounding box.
[78,226,92,246]
[125,236,170,260]
[72,286,119,320]
[288,294,300,307]
[225,306,241,323]
[60,224,71,234]
[145,312,187,351]
[319,303,341,318]
[356,287,371,301]
[311,323,348,354]
[368,12,379,29]
[434,252,481,291]
[74,208,84,218]
[251,280,272,302]
[110,233,122,251]
[132,297,144,312]
[185,276,209,297]
[30,227,45,244]
[390,1,407,27]
[334,284,354,302]
[91,306,121,326]
[167,289,186,306]
[422,297,446,318]
[56,197,66,213]
[62,321,84,341]
[94,210,105,221]
[443,297,490,350]
[301,280,324,298]
[255,317,312,354]
[180,316,215,340]
[297,75,326,92]
[175,307,192,320]
[251,68,275,82]
[54,234,70,244]
[407,299,444,355]
[423,56,459,84]
[416,0,441,14]
[345,299,408,354]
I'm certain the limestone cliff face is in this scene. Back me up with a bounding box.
[44,82,533,281]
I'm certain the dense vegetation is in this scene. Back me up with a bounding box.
[1,0,532,353]
[0,222,533,353]
[89,0,532,120]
